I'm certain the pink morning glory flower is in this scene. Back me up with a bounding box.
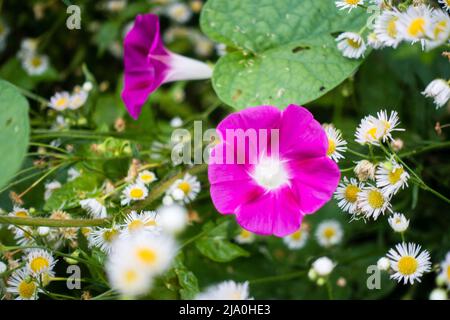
[121,13,212,119]
[208,105,340,237]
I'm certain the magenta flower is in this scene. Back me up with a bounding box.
[122,14,212,119]
[208,105,340,237]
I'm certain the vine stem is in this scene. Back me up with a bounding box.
[399,141,450,158]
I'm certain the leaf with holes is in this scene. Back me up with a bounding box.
[0,80,30,190]
[201,0,369,109]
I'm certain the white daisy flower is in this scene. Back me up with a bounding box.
[357,186,392,220]
[397,5,433,47]
[377,257,391,271]
[38,226,50,237]
[25,249,56,277]
[49,91,71,111]
[121,210,160,237]
[439,0,450,12]
[425,9,450,51]
[374,10,403,48]
[194,34,214,57]
[137,170,157,185]
[156,204,189,235]
[88,227,120,253]
[112,232,176,276]
[335,0,364,13]
[376,110,404,142]
[323,124,347,162]
[8,206,31,234]
[166,2,192,24]
[336,32,367,59]
[167,173,201,203]
[312,257,335,277]
[316,220,344,248]
[386,242,431,285]
[196,281,253,300]
[375,160,409,196]
[283,224,309,250]
[334,177,363,214]
[22,53,49,75]
[388,213,410,233]
[7,268,41,300]
[80,198,107,219]
[44,180,61,200]
[355,115,385,145]
[422,79,450,108]
[438,252,450,288]
[215,43,227,56]
[121,183,148,206]
[429,288,448,300]
[367,32,384,49]
[354,160,377,181]
[13,226,35,246]
[235,228,256,245]
[106,259,152,298]
[68,89,88,110]
[17,38,38,60]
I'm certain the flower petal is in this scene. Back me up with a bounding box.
[235,187,303,237]
[288,157,340,214]
[279,105,328,159]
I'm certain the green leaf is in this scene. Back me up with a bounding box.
[173,255,200,300]
[0,80,30,190]
[44,174,101,211]
[195,220,249,263]
[201,0,368,109]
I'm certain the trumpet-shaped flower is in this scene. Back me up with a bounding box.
[121,14,212,119]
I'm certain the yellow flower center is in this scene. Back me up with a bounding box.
[346,38,361,49]
[323,227,336,239]
[140,174,153,183]
[398,256,418,275]
[367,190,384,209]
[128,219,144,231]
[407,18,425,37]
[18,280,36,299]
[447,266,450,281]
[366,127,378,140]
[387,18,398,38]
[31,57,42,67]
[130,188,144,199]
[145,220,157,227]
[291,230,302,240]
[124,270,137,284]
[433,20,448,39]
[136,248,156,265]
[30,257,49,273]
[15,211,29,218]
[103,229,118,243]
[55,98,67,108]
[327,139,336,156]
[388,168,404,185]
[344,185,360,203]
[345,0,360,5]
[178,181,191,194]
[240,230,252,239]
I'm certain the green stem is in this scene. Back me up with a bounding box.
[399,141,450,158]
[326,280,334,300]
[0,216,110,227]
[347,148,369,158]
[380,144,450,205]
[12,84,49,105]
[249,270,306,285]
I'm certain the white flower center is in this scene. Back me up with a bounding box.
[251,157,289,190]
